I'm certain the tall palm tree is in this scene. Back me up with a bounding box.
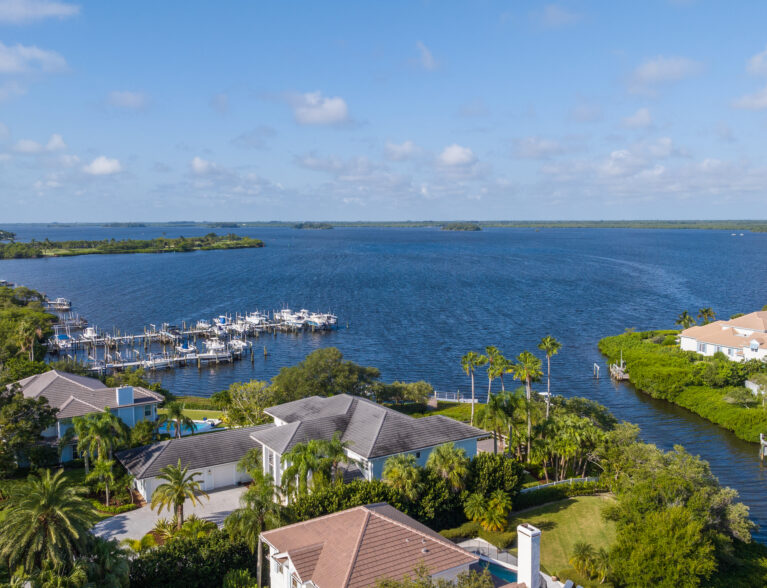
[382,453,420,501]
[484,346,502,398]
[15,318,39,361]
[425,443,469,491]
[697,307,716,325]
[499,389,525,458]
[482,393,507,454]
[224,470,280,588]
[72,411,128,473]
[675,310,696,329]
[0,469,99,574]
[150,459,209,530]
[461,351,488,426]
[86,458,116,507]
[159,401,195,438]
[538,335,562,418]
[280,440,325,498]
[512,351,543,457]
[321,431,354,484]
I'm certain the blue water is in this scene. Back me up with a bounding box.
[157,420,218,437]
[482,561,518,582]
[3,225,767,541]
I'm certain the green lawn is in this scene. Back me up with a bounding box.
[508,496,616,585]
[158,407,223,420]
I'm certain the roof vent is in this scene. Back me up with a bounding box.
[421,538,426,544]
[421,548,429,553]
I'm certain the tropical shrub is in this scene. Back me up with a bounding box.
[466,452,524,497]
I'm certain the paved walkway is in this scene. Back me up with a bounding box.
[93,485,246,542]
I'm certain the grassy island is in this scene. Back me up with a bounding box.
[294,222,333,229]
[0,233,264,259]
[441,222,481,231]
[599,330,767,443]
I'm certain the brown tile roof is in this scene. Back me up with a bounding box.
[261,504,478,588]
[680,321,766,350]
[726,311,767,332]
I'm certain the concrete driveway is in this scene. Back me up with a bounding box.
[93,485,246,543]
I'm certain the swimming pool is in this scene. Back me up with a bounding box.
[157,420,219,437]
[481,561,518,583]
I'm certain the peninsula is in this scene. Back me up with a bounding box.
[441,222,481,231]
[0,233,264,259]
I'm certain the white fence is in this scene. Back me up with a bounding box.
[519,477,598,494]
[433,390,478,404]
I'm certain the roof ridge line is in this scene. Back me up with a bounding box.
[342,508,371,587]
[61,395,104,412]
[53,370,103,392]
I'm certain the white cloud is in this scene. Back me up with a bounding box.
[13,138,42,153]
[288,91,348,125]
[438,144,476,166]
[385,140,419,161]
[415,41,437,70]
[191,156,215,175]
[108,90,148,110]
[538,4,581,28]
[45,133,66,151]
[629,56,702,94]
[747,45,767,76]
[733,84,767,110]
[0,41,67,73]
[83,156,121,175]
[622,107,653,128]
[0,0,79,24]
[513,136,563,159]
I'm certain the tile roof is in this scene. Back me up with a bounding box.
[726,311,767,332]
[261,503,478,588]
[13,370,163,418]
[680,321,767,350]
[253,394,486,458]
[116,424,274,479]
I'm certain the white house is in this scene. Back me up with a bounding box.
[261,503,480,588]
[116,423,273,501]
[679,311,767,362]
[249,394,487,489]
[12,370,164,462]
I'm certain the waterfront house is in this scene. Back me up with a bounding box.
[249,394,487,489]
[679,311,767,362]
[261,503,480,587]
[12,370,164,462]
[116,424,273,501]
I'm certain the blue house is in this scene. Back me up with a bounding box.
[13,370,164,462]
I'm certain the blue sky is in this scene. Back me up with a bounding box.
[2,0,767,222]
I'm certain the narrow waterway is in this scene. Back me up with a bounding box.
[4,225,767,540]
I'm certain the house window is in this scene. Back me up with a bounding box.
[727,348,734,356]
[144,405,152,417]
[751,342,759,352]
[415,452,421,458]
[267,452,274,476]
[697,342,706,353]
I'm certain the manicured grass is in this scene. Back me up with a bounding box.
[508,496,616,584]
[158,407,223,420]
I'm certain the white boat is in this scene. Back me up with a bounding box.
[228,339,248,352]
[51,330,73,350]
[143,354,172,369]
[175,341,197,354]
[204,338,226,353]
[47,297,72,311]
[81,326,99,341]
[245,311,267,326]
[195,319,211,330]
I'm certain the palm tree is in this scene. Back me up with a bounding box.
[538,335,561,418]
[425,443,469,491]
[280,439,325,498]
[121,534,157,554]
[481,490,512,532]
[484,346,502,398]
[321,431,354,484]
[72,411,127,473]
[34,561,88,588]
[592,547,611,584]
[86,537,131,586]
[237,448,263,477]
[178,514,217,538]
[482,393,507,454]
[463,493,485,523]
[159,401,195,438]
[499,389,525,457]
[150,518,176,543]
[15,318,39,361]
[512,351,543,457]
[86,457,116,507]
[675,310,696,329]
[461,351,488,426]
[0,469,99,574]
[224,470,281,588]
[697,307,716,325]
[382,453,420,501]
[150,459,209,530]
[569,541,596,576]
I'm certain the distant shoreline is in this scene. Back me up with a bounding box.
[3,220,766,232]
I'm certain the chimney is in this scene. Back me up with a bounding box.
[517,523,541,588]
[116,386,134,406]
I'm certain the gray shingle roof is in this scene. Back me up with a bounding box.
[252,394,486,458]
[14,370,163,418]
[116,424,274,479]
